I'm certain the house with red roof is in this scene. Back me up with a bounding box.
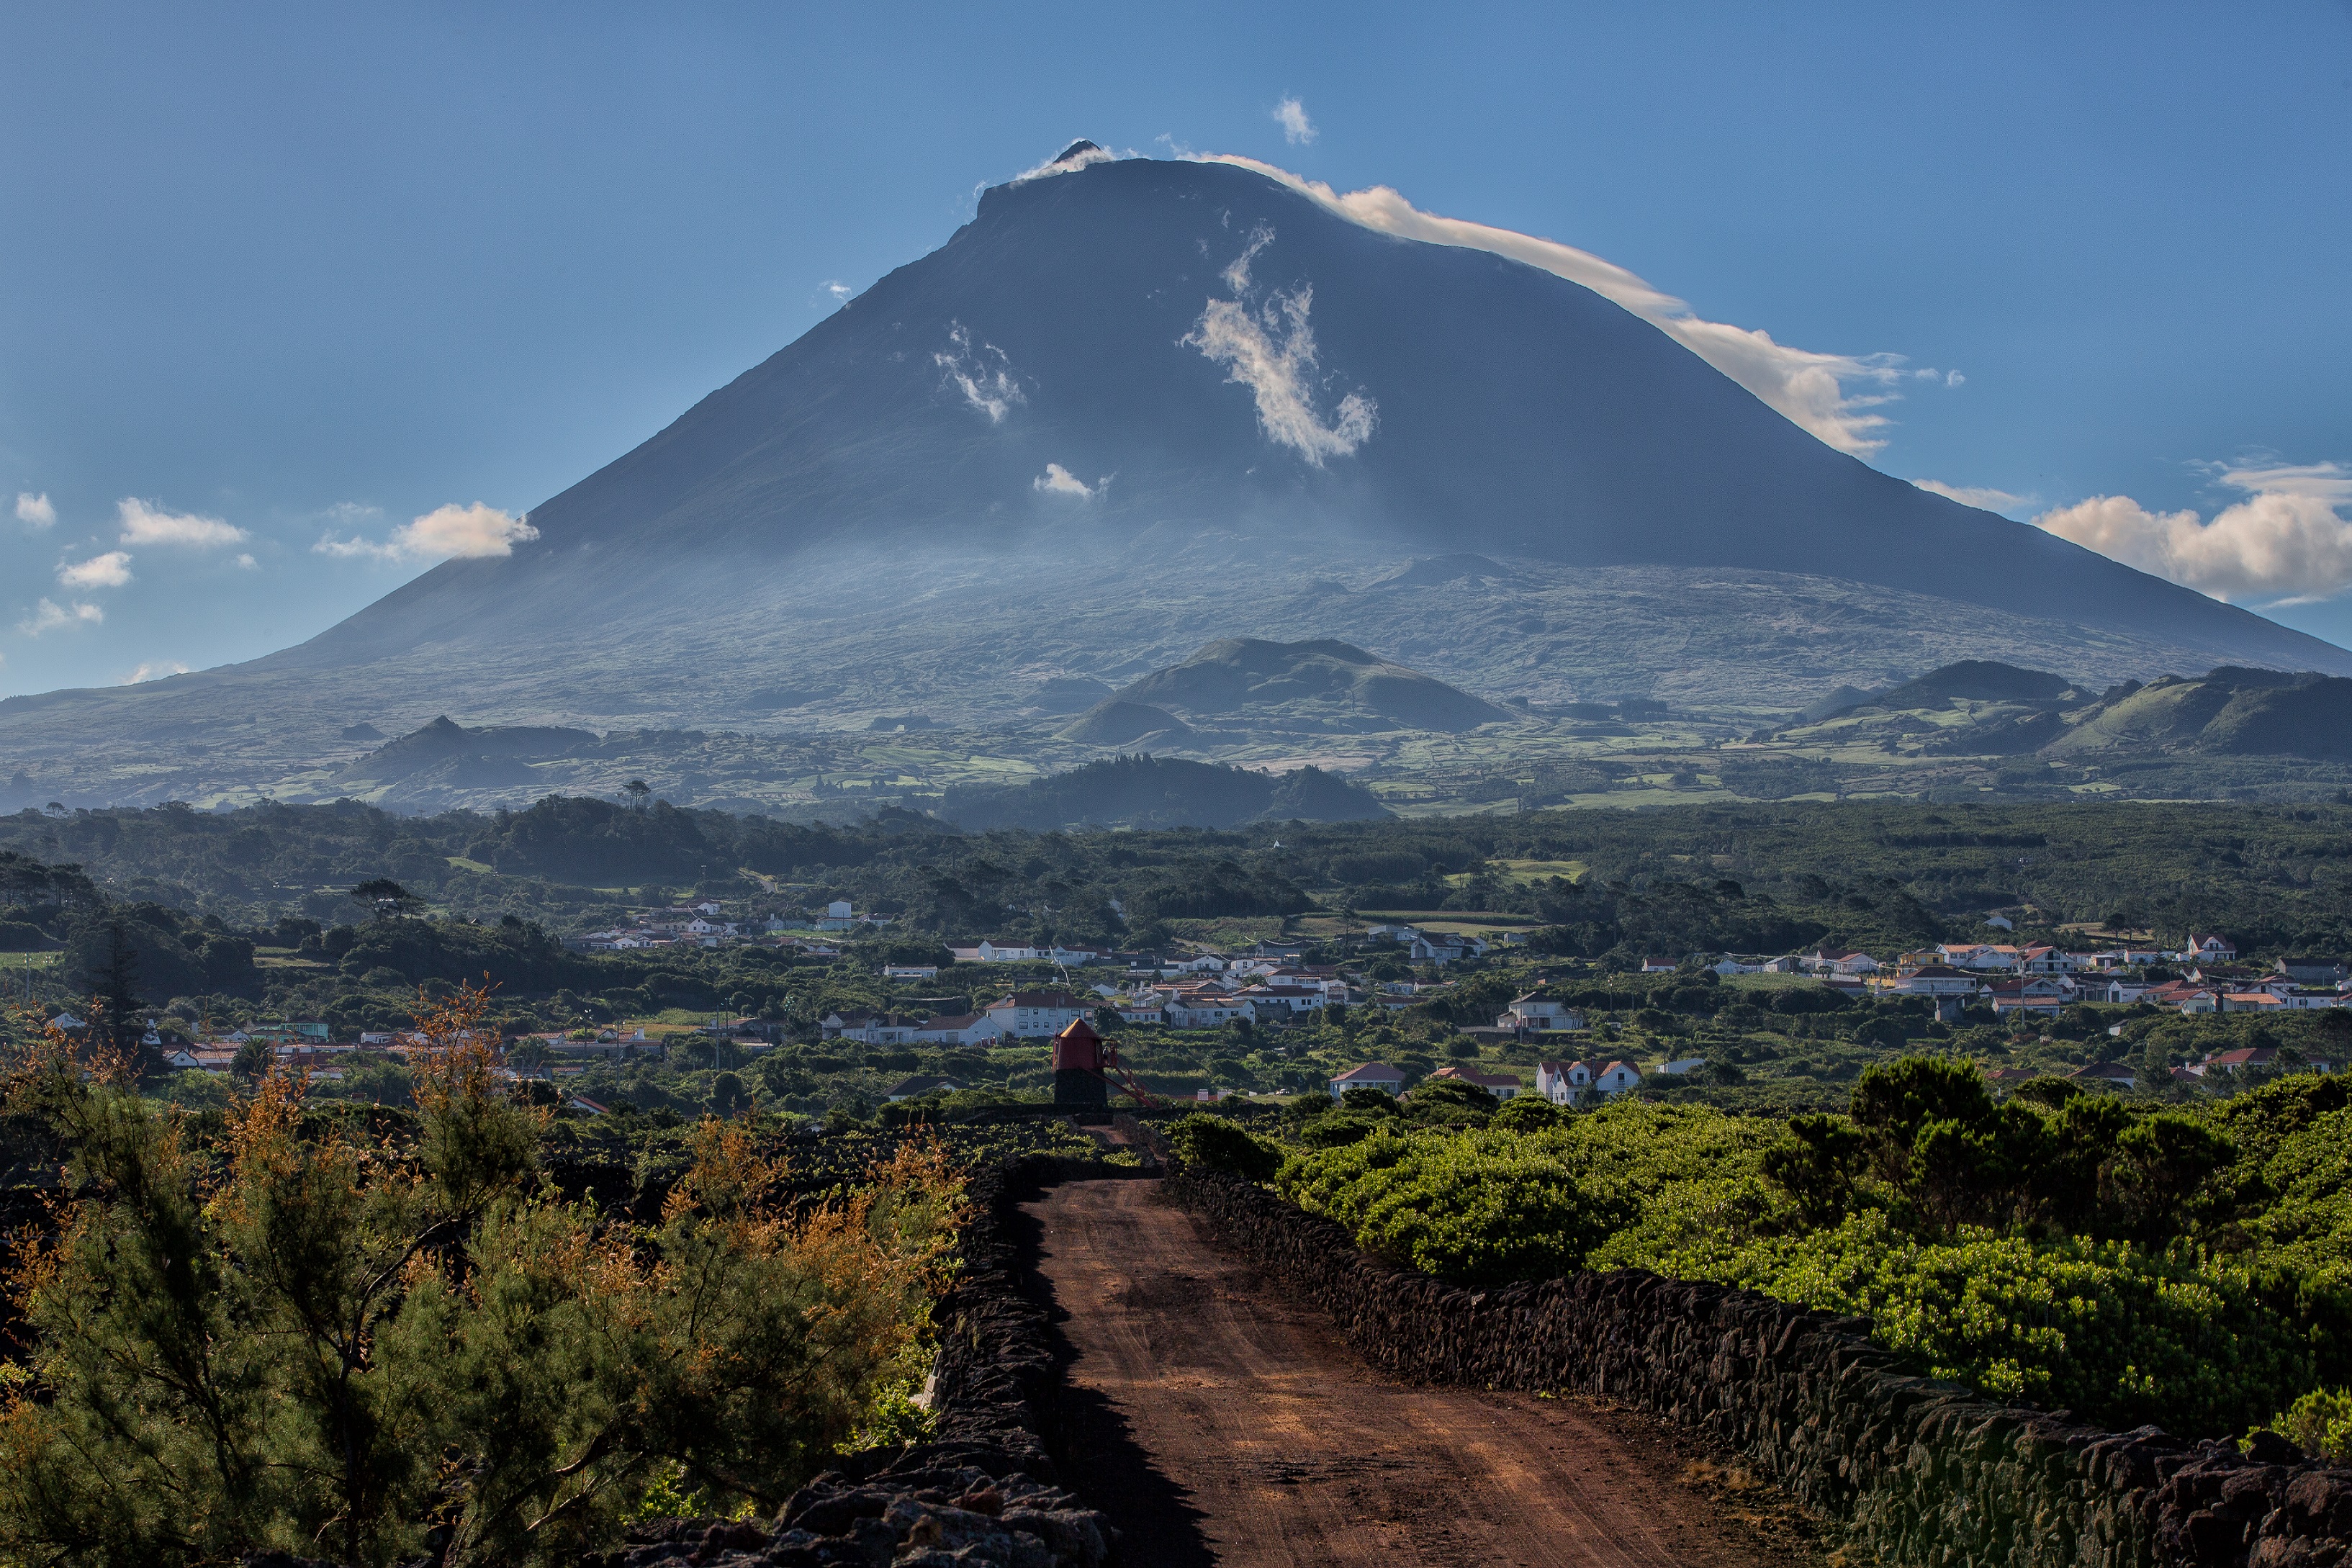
[1329,1063,1406,1100]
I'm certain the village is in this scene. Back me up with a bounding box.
[82,884,2348,1117]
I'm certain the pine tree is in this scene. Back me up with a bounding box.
[79,916,153,1077]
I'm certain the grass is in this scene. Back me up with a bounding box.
[1719,972,1819,991]
[1494,858,1588,883]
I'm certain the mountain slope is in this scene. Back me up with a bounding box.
[284,150,2343,672]
[1,148,2346,809]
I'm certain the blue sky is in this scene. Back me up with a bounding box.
[4,1,2350,696]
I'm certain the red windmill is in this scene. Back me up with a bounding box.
[1051,1017,1159,1109]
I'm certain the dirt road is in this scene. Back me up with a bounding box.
[1023,1179,1812,1568]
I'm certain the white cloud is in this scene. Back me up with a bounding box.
[1272,96,1317,146]
[1186,234,1376,466]
[2032,479,2352,604]
[120,660,190,685]
[399,502,536,559]
[234,551,256,569]
[17,598,103,636]
[1222,225,1272,293]
[934,322,1025,423]
[1191,153,1914,456]
[1034,464,1099,499]
[14,492,55,528]
[58,551,132,590]
[1011,140,1115,184]
[822,280,852,305]
[2219,459,2352,505]
[316,502,537,562]
[116,497,247,548]
[1912,479,2033,515]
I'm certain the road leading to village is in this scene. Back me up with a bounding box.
[1022,1179,1813,1568]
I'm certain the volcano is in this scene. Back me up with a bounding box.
[4,145,2346,809]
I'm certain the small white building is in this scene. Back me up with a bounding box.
[1497,989,1585,1035]
[981,989,1088,1038]
[914,1013,1004,1047]
[1590,1060,1643,1096]
[1888,965,1981,998]
[1329,1062,1406,1100]
[1535,1060,1590,1104]
[1801,947,1880,977]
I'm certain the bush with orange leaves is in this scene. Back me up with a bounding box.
[0,983,965,1567]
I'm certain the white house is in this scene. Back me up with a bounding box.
[2103,978,2155,1004]
[1711,955,1767,976]
[1535,1060,1591,1104]
[1655,1057,1707,1076]
[1801,947,1881,977]
[884,964,940,981]
[1887,965,1981,998]
[2182,933,2238,963]
[1533,1058,1639,1100]
[1590,1060,1643,1096]
[977,940,1041,963]
[1330,1062,1406,1100]
[1410,932,1486,965]
[821,1011,919,1045]
[1168,996,1251,1029]
[1497,989,1585,1035]
[1169,952,1229,973]
[1638,956,1678,974]
[981,989,1088,1038]
[816,900,858,932]
[914,1013,1004,1047]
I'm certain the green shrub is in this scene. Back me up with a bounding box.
[1490,1095,1559,1132]
[1166,1112,1280,1181]
[2262,1387,2352,1463]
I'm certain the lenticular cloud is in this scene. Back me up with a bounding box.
[1195,153,1909,456]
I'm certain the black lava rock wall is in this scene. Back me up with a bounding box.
[1166,1168,2352,1568]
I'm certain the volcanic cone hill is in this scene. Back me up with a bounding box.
[2,145,2346,808]
[1076,638,1510,737]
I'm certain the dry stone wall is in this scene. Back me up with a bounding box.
[1166,1168,2352,1568]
